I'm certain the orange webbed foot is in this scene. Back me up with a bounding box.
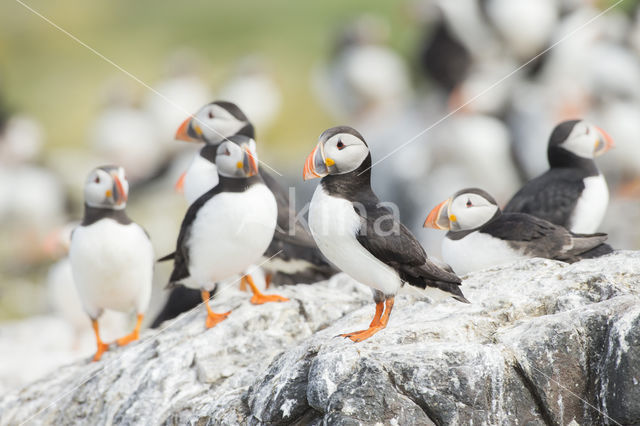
[205,310,231,329]
[116,331,139,346]
[250,293,289,305]
[92,341,110,362]
[339,327,383,342]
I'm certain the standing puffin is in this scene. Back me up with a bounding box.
[504,119,614,233]
[424,188,613,275]
[69,166,153,361]
[303,126,468,342]
[174,102,336,284]
[166,137,279,329]
[153,102,335,327]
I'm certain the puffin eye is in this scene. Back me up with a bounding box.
[208,110,215,119]
[337,140,345,150]
[585,126,590,135]
[224,148,231,156]
[466,199,472,207]
[94,176,100,184]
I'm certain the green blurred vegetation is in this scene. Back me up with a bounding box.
[0,0,420,159]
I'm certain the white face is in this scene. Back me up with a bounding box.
[192,104,248,145]
[84,166,129,209]
[560,121,602,159]
[322,132,369,174]
[448,192,499,231]
[215,140,259,178]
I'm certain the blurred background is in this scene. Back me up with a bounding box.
[1,0,639,391]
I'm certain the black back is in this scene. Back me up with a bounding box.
[321,154,465,300]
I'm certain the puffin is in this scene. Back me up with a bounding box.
[152,102,335,328]
[424,188,613,275]
[69,166,153,361]
[504,119,614,234]
[303,126,468,342]
[165,136,280,329]
[174,102,336,282]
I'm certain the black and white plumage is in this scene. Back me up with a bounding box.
[176,101,337,283]
[424,188,613,275]
[303,126,468,342]
[152,101,336,328]
[69,166,153,361]
[504,120,614,234]
[165,138,279,329]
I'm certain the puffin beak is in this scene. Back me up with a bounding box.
[423,199,451,230]
[242,144,259,177]
[303,142,329,180]
[175,117,202,142]
[174,171,186,193]
[112,175,128,206]
[594,126,614,157]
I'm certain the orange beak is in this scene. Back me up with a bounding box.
[242,145,259,176]
[175,116,199,142]
[423,199,451,230]
[594,126,615,156]
[113,175,128,206]
[303,142,329,180]
[174,171,186,193]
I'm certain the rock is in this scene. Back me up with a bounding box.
[1,252,639,425]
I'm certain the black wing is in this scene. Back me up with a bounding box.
[482,213,609,262]
[260,168,338,281]
[482,213,568,258]
[353,197,461,288]
[168,185,223,286]
[504,168,587,227]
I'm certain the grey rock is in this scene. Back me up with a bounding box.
[1,252,639,425]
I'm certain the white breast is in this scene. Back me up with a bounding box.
[186,184,277,290]
[441,231,528,276]
[183,155,219,205]
[308,186,402,295]
[569,174,609,234]
[69,220,154,318]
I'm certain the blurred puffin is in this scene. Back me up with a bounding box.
[303,126,468,342]
[165,137,282,329]
[425,188,613,275]
[69,166,153,361]
[504,120,614,233]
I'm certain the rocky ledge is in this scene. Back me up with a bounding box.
[1,251,639,425]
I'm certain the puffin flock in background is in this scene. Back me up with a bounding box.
[68,97,620,360]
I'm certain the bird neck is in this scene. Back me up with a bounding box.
[547,147,598,174]
[237,123,255,139]
[446,208,502,240]
[320,154,373,200]
[82,204,132,226]
[217,174,262,193]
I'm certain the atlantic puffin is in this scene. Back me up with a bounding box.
[173,101,337,285]
[303,126,468,342]
[165,136,280,329]
[424,188,613,275]
[504,119,614,233]
[69,166,153,361]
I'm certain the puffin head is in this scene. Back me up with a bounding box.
[424,188,500,232]
[175,101,254,145]
[84,165,129,210]
[303,126,370,180]
[548,119,614,161]
[215,135,259,178]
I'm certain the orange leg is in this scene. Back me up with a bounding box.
[340,298,395,343]
[265,274,272,289]
[201,290,231,329]
[91,319,110,362]
[239,277,248,292]
[243,275,289,305]
[117,313,144,346]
